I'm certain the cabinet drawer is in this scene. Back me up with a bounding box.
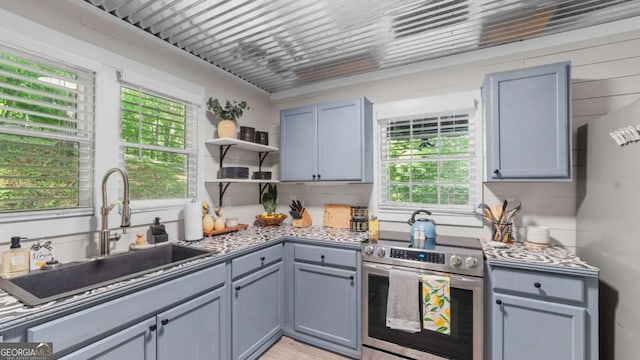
[491,267,584,303]
[232,244,282,279]
[294,244,357,268]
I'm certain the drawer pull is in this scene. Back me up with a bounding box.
[534,282,541,288]
[161,319,169,326]
[321,255,325,262]
[235,286,241,297]
[312,174,316,180]
[349,275,354,286]
[149,324,157,331]
[496,299,503,305]
[260,256,265,265]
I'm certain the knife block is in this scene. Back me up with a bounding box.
[292,211,312,228]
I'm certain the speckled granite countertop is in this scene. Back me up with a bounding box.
[0,225,367,331]
[482,240,599,276]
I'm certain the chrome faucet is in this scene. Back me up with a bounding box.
[99,168,131,256]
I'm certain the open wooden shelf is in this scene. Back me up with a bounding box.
[205,138,279,153]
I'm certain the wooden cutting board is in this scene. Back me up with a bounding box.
[323,204,351,229]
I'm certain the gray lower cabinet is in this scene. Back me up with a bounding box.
[487,264,598,360]
[59,318,156,360]
[280,97,372,182]
[293,262,357,348]
[484,61,571,180]
[492,294,585,360]
[232,261,284,360]
[27,264,227,359]
[60,286,226,360]
[155,287,226,360]
[285,243,361,358]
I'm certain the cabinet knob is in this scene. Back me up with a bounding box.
[235,285,241,297]
[493,169,500,175]
[317,174,321,180]
[320,255,325,262]
[496,299,503,305]
[260,256,265,265]
[349,275,354,286]
[534,282,541,288]
[149,324,157,331]
[161,319,169,326]
[312,174,316,180]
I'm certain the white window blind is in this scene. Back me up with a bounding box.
[119,83,197,201]
[0,45,95,215]
[379,108,479,213]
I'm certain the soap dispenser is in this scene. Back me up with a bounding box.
[149,217,168,244]
[2,236,30,277]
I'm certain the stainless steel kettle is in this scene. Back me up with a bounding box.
[408,210,436,248]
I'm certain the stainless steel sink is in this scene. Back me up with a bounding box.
[0,244,216,306]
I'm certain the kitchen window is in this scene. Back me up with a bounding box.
[375,91,482,226]
[119,83,197,202]
[0,45,95,216]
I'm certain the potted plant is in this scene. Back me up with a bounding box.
[207,98,250,139]
[256,184,286,226]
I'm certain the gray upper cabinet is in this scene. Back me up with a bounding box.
[485,62,571,180]
[280,105,317,182]
[280,97,373,182]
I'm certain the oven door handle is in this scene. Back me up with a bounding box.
[362,262,482,285]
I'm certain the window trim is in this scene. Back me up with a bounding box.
[372,91,483,227]
[117,75,199,212]
[0,10,206,239]
[0,44,96,221]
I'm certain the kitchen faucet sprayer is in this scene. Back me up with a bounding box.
[99,168,131,257]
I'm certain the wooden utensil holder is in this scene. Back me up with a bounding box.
[492,222,514,243]
[292,211,312,228]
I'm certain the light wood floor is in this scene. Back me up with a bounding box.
[259,337,350,360]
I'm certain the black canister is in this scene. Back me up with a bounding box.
[240,126,255,142]
[350,206,368,219]
[255,131,269,145]
[350,216,369,232]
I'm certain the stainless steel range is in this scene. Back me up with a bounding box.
[362,231,484,360]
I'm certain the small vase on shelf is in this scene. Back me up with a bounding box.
[217,119,236,138]
[203,214,215,234]
[214,217,226,231]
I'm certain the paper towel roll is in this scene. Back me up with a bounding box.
[184,200,203,241]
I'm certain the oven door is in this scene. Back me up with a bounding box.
[362,263,483,360]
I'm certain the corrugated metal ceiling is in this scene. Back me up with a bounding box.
[85,0,640,93]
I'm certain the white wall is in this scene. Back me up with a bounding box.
[0,1,273,261]
[2,0,640,259]
[271,28,640,249]
[576,99,640,360]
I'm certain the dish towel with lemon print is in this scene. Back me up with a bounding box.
[421,274,451,335]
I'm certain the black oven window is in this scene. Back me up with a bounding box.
[368,274,474,360]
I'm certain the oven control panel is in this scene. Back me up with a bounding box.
[390,248,445,264]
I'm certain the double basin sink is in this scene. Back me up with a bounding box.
[0,244,216,306]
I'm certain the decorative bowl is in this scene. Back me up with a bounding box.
[255,214,287,226]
